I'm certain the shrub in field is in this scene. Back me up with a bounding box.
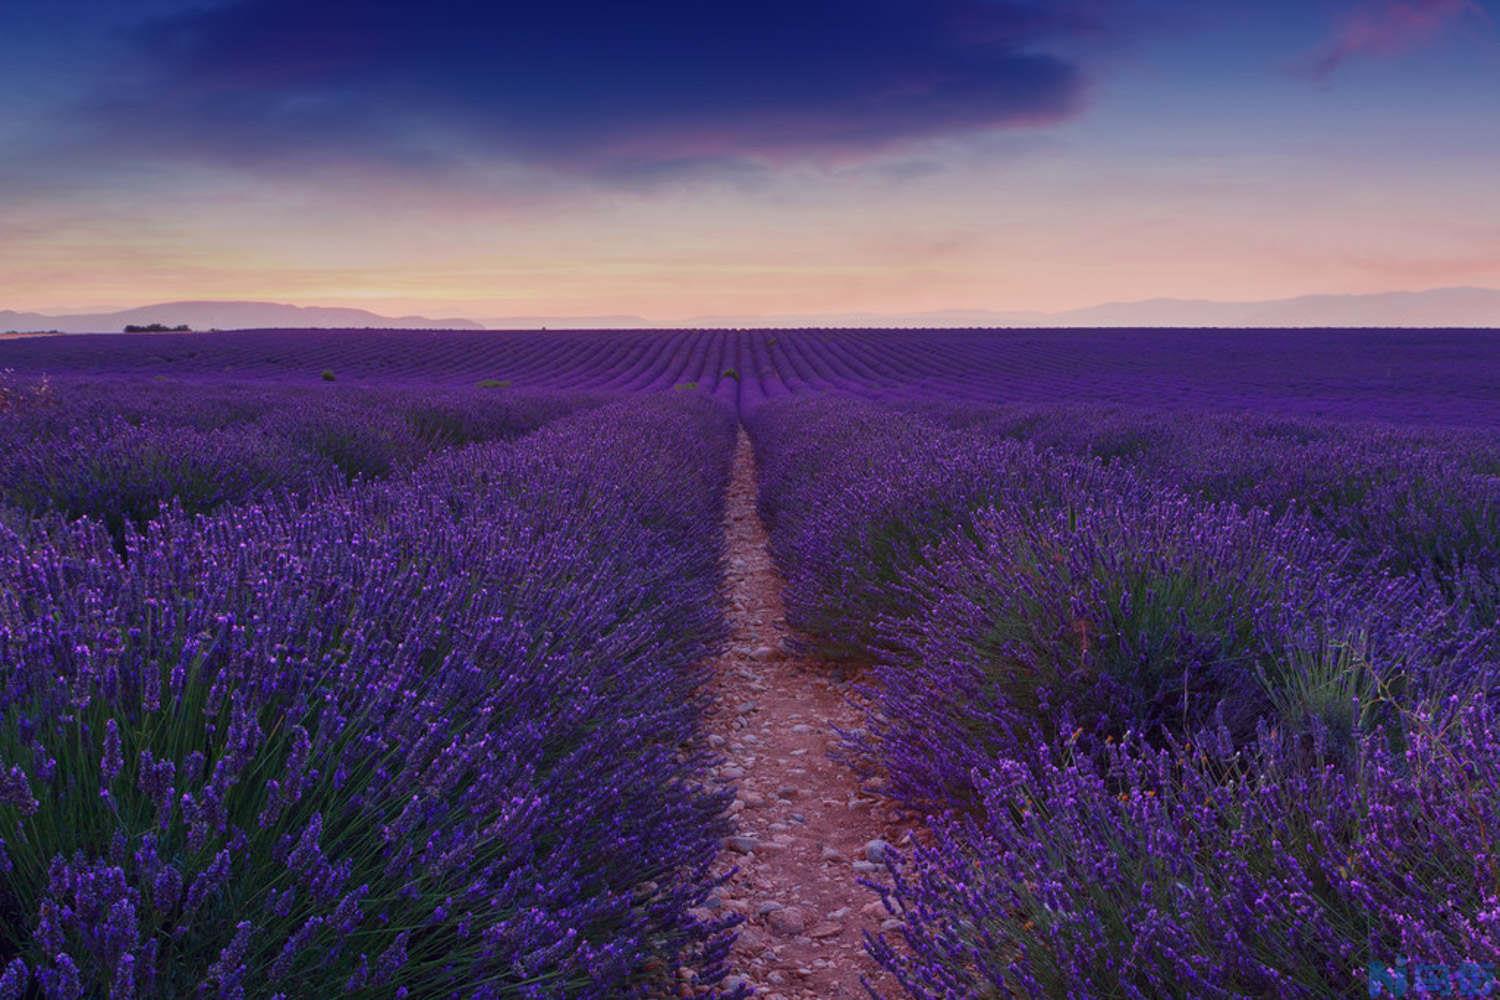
[40,379,281,432]
[320,369,336,381]
[869,699,1500,999]
[258,402,427,481]
[0,396,742,998]
[0,420,336,540]
[1243,437,1500,625]
[0,378,597,529]
[397,391,589,449]
[749,397,1111,660]
[872,488,1492,806]
[785,436,1090,659]
[922,402,1500,627]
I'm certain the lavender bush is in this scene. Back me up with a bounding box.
[920,402,1500,625]
[256,402,426,481]
[869,699,1500,999]
[0,378,597,537]
[0,395,742,998]
[873,489,1491,808]
[2,420,339,540]
[747,397,1111,660]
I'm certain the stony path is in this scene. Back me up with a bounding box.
[702,431,908,999]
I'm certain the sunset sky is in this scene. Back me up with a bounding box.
[2,1,1497,320]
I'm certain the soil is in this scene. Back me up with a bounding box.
[701,430,911,999]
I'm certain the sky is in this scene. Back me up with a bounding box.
[1,0,1497,320]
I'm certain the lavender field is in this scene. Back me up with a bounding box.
[1,328,1497,999]
[2,328,1498,424]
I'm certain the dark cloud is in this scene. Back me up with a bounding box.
[76,0,1104,174]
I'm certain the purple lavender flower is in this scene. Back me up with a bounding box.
[1,763,38,815]
[38,954,82,1000]
[0,959,28,1000]
[100,718,123,783]
[109,953,135,1000]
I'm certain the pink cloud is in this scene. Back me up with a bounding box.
[1306,0,1482,76]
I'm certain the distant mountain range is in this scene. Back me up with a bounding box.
[999,287,1500,329]
[491,287,1500,328]
[0,301,483,334]
[5,287,1500,334]
[671,287,1500,330]
[481,314,661,330]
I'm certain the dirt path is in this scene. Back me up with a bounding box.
[701,431,907,999]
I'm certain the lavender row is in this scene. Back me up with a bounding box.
[746,395,1499,997]
[0,394,742,998]
[913,401,1500,625]
[0,375,596,540]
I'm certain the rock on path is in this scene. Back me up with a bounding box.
[701,431,908,999]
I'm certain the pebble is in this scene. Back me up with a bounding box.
[738,926,770,952]
[819,846,845,862]
[865,839,891,863]
[721,765,746,780]
[726,835,759,854]
[766,906,807,937]
[750,645,780,661]
[809,921,843,939]
[852,861,882,874]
